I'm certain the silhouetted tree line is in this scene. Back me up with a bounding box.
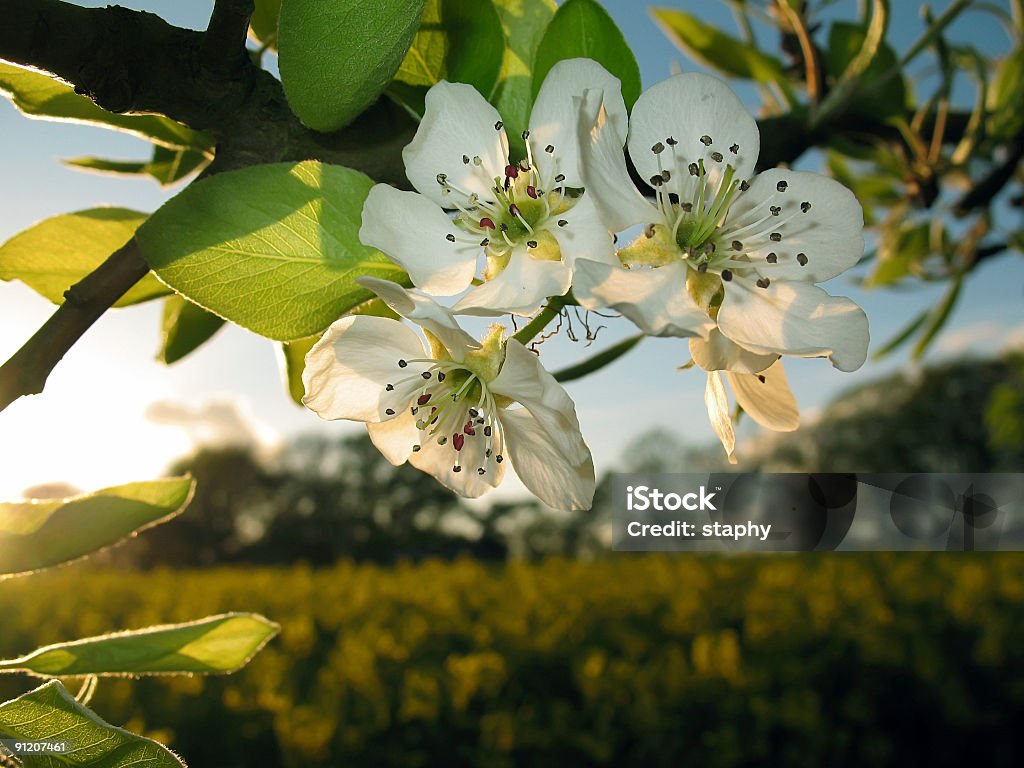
[122,352,1024,567]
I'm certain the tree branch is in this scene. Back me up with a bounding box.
[0,240,148,412]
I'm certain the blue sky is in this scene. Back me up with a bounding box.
[1,0,1021,499]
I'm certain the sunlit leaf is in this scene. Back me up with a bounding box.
[651,8,787,84]
[0,477,194,578]
[158,295,227,365]
[0,613,279,677]
[0,680,185,767]
[491,0,557,158]
[986,47,1024,142]
[0,62,209,150]
[249,0,282,49]
[64,146,208,187]
[533,0,642,109]
[396,0,504,94]
[0,208,170,307]
[137,161,409,341]
[279,0,428,132]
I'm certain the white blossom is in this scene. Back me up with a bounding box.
[359,59,623,317]
[302,278,595,510]
[574,72,870,373]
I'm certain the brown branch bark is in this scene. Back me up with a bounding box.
[0,0,417,412]
[0,240,148,412]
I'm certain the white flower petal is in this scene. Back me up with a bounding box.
[690,327,777,373]
[403,81,509,207]
[573,259,716,338]
[718,278,870,372]
[530,58,627,188]
[489,339,590,466]
[725,361,799,432]
[409,428,504,499]
[356,277,481,361]
[498,408,596,510]
[705,371,737,464]
[359,185,478,295]
[722,168,864,283]
[302,315,428,423]
[543,192,616,268]
[452,247,571,317]
[578,89,654,232]
[367,408,418,465]
[627,73,759,198]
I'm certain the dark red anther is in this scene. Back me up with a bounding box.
[504,164,518,179]
[452,433,465,451]
[509,204,522,219]
[479,217,496,230]
[417,394,432,406]
[526,185,538,199]
[463,421,477,436]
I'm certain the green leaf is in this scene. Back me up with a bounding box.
[396,0,504,94]
[651,8,787,84]
[158,296,227,365]
[0,477,194,578]
[0,680,185,767]
[533,0,642,109]
[0,62,209,151]
[824,20,905,120]
[249,0,282,49]
[0,208,171,307]
[987,47,1024,142]
[279,0,428,132]
[0,613,279,677]
[278,297,400,405]
[913,275,963,359]
[872,308,928,360]
[137,161,407,342]
[279,337,318,407]
[553,334,643,383]
[491,0,557,158]
[64,146,209,187]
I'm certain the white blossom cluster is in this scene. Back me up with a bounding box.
[302,60,869,510]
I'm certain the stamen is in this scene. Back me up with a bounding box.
[776,180,788,192]
[721,269,733,281]
[766,253,777,263]
[769,232,782,242]
[730,144,739,154]
[770,206,781,216]
[732,240,743,251]
[385,408,395,415]
[801,201,812,213]
[756,277,771,289]
[700,135,712,146]
[710,151,724,163]
[652,141,665,154]
[545,144,555,153]
[494,120,503,131]
[797,253,808,266]
[666,136,678,146]
[452,433,465,451]
[446,234,456,242]
[557,219,568,227]
[479,217,495,230]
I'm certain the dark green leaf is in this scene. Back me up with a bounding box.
[158,296,227,365]
[136,161,409,341]
[0,208,170,307]
[0,477,194,577]
[533,0,642,109]
[0,613,279,677]
[279,0,428,131]
[554,334,643,383]
[872,308,929,360]
[0,681,185,767]
[0,62,209,150]
[825,21,906,120]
